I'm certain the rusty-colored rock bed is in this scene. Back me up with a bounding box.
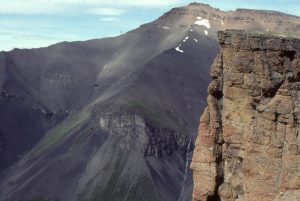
[191,30,300,201]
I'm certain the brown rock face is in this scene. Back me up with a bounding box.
[191,30,300,201]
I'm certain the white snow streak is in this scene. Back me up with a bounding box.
[162,26,170,30]
[194,18,210,29]
[175,44,184,53]
[221,20,224,25]
[204,30,208,35]
[193,38,198,43]
[183,36,189,42]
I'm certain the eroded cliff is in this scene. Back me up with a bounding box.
[191,30,300,201]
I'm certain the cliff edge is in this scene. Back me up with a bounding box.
[191,30,300,201]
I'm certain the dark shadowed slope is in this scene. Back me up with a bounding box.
[0,38,125,172]
[0,3,300,201]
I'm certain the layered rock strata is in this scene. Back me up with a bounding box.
[191,30,300,201]
[96,112,192,158]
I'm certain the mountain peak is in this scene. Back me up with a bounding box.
[187,2,213,8]
[157,3,300,37]
[166,2,220,15]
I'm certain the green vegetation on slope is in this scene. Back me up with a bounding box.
[126,100,180,129]
[28,110,90,158]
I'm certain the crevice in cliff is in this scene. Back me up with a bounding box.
[263,79,284,98]
[292,71,300,82]
[207,144,223,201]
[211,52,225,201]
[207,194,221,201]
[213,91,223,100]
[280,50,296,61]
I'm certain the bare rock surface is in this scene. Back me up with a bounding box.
[192,30,300,201]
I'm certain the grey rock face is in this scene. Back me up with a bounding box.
[143,125,192,158]
[96,112,192,158]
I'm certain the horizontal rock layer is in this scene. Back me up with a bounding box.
[191,30,300,201]
[96,111,193,158]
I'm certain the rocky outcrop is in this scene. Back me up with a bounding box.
[96,112,192,158]
[191,30,300,201]
[143,125,192,158]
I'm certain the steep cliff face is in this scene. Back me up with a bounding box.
[191,30,300,201]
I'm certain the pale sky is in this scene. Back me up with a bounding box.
[0,0,299,51]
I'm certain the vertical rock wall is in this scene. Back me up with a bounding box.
[191,30,300,201]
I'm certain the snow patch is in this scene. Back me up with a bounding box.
[103,64,108,69]
[194,39,198,43]
[162,26,170,30]
[267,29,269,32]
[175,44,184,53]
[194,18,210,29]
[197,16,202,20]
[183,36,189,42]
[204,30,208,35]
[190,29,193,32]
[221,20,224,25]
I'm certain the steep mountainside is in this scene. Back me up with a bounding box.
[1,3,300,201]
[192,30,300,201]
